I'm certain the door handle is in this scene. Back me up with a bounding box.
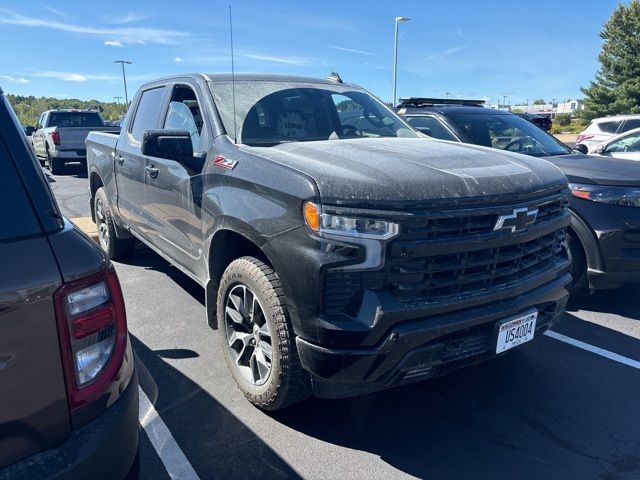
[116,155,125,166]
[145,166,159,179]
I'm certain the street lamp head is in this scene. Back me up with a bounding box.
[114,60,132,65]
[395,16,410,23]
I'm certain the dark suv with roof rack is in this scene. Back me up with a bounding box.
[396,97,640,294]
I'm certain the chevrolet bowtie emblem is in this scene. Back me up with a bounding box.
[494,208,538,233]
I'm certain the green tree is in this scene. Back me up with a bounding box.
[555,113,572,126]
[6,94,126,126]
[532,99,546,105]
[580,0,640,121]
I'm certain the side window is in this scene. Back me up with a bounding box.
[405,116,457,141]
[607,133,640,153]
[37,113,45,129]
[332,93,396,137]
[598,121,622,134]
[130,87,166,142]
[622,119,640,132]
[163,86,204,152]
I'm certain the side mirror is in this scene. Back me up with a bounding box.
[595,144,605,155]
[573,143,588,154]
[415,127,432,136]
[142,130,193,163]
[25,126,36,136]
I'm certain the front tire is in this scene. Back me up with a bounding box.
[217,257,310,410]
[94,187,135,259]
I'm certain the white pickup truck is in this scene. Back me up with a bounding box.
[32,109,117,174]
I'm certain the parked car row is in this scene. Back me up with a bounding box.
[575,114,640,152]
[3,72,639,478]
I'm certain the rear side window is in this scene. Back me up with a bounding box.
[598,120,622,133]
[0,139,41,240]
[130,87,165,141]
[622,118,640,132]
[47,112,104,128]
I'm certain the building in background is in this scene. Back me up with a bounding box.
[489,99,584,118]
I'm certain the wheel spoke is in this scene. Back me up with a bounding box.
[225,306,244,325]
[254,348,270,380]
[228,330,251,348]
[259,341,272,361]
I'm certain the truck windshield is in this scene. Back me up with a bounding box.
[446,112,571,157]
[48,112,104,128]
[209,81,416,146]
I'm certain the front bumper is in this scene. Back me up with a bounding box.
[297,273,570,398]
[571,198,640,289]
[0,371,139,480]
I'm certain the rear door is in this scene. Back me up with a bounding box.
[114,86,167,234]
[142,82,209,276]
[0,121,69,468]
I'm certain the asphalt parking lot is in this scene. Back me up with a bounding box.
[48,164,640,480]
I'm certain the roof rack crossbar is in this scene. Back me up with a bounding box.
[398,97,486,107]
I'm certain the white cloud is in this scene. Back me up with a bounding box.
[241,52,310,66]
[0,74,30,84]
[0,9,190,45]
[426,45,467,61]
[42,5,68,19]
[104,12,150,24]
[27,71,118,82]
[104,40,123,47]
[174,57,183,63]
[327,45,377,57]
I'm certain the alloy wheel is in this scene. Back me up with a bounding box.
[224,284,273,386]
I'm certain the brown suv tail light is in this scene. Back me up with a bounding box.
[54,267,127,410]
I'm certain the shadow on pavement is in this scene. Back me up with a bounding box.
[567,284,640,320]
[118,248,205,306]
[132,334,300,480]
[269,338,640,479]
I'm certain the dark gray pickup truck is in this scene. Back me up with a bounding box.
[86,73,571,410]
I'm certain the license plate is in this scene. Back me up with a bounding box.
[495,311,537,353]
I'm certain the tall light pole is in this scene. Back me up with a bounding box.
[445,92,452,99]
[114,60,132,106]
[392,16,410,106]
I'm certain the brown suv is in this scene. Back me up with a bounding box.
[0,88,139,479]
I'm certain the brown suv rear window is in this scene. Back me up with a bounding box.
[0,139,41,241]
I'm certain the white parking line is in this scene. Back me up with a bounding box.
[544,330,640,369]
[138,387,200,480]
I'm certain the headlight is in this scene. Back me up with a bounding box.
[303,202,399,239]
[569,183,640,207]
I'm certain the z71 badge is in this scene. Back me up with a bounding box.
[213,155,238,170]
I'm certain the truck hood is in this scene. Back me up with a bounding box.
[245,138,567,207]
[544,153,640,187]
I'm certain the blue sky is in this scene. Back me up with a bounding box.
[0,0,621,104]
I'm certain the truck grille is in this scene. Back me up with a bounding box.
[388,230,566,302]
[399,194,567,242]
[323,190,569,313]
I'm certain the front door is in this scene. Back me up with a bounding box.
[142,83,209,277]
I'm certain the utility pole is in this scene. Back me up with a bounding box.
[114,60,132,106]
[445,92,452,99]
[392,16,410,106]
